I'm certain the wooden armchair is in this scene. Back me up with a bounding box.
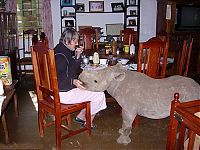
[31,42,91,150]
[79,27,99,55]
[166,93,200,150]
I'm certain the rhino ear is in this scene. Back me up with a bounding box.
[113,63,124,69]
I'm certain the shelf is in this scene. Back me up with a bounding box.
[126,15,138,18]
[61,5,76,8]
[127,25,137,27]
[62,16,76,18]
[76,12,124,14]
[124,0,140,46]
[126,4,138,7]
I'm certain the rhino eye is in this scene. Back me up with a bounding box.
[94,80,98,83]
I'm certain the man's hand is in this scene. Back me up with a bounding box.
[73,79,86,90]
[75,46,84,59]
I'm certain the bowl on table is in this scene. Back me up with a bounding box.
[99,58,108,65]
[117,58,129,65]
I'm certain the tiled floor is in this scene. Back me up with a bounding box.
[0,74,199,150]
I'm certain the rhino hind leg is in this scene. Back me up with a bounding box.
[117,109,135,145]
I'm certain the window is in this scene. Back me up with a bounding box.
[17,0,42,35]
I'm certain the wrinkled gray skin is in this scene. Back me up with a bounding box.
[79,63,200,145]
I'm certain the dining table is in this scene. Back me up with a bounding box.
[0,80,18,144]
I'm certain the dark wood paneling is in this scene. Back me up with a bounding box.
[156,0,167,35]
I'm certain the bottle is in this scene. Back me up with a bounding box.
[130,44,135,55]
[124,45,130,54]
[93,52,99,65]
[111,39,117,54]
[105,44,111,55]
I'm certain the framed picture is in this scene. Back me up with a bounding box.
[61,0,72,6]
[65,20,74,27]
[63,10,68,16]
[76,3,85,12]
[128,19,136,26]
[89,1,104,12]
[68,12,75,16]
[129,0,136,5]
[130,10,137,16]
[111,3,124,12]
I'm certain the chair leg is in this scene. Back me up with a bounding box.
[86,103,91,135]
[55,117,62,150]
[1,114,9,144]
[66,114,71,128]
[38,108,44,138]
[14,93,19,117]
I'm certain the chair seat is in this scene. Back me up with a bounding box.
[17,57,32,65]
[40,98,90,115]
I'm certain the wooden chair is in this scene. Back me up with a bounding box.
[177,37,193,77]
[137,37,169,79]
[31,42,91,150]
[17,29,38,79]
[39,32,49,48]
[133,37,169,127]
[166,93,200,150]
[119,28,138,48]
[79,27,99,55]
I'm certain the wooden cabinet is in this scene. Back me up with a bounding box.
[0,12,18,80]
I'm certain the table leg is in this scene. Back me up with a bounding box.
[14,93,19,117]
[1,114,9,144]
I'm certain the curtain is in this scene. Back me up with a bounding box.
[41,0,54,48]
[5,0,16,13]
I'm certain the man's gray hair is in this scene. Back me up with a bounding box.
[60,28,79,44]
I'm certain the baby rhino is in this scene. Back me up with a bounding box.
[79,63,200,145]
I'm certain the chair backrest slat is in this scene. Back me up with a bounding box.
[178,37,193,76]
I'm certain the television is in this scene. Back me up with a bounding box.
[175,4,200,31]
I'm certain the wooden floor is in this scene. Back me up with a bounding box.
[0,74,199,149]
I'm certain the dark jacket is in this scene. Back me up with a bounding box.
[54,42,82,92]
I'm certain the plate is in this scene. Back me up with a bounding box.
[117,58,129,65]
[124,64,137,71]
[81,64,108,71]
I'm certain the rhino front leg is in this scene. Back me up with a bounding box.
[117,109,136,145]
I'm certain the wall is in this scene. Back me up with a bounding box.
[51,0,157,47]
